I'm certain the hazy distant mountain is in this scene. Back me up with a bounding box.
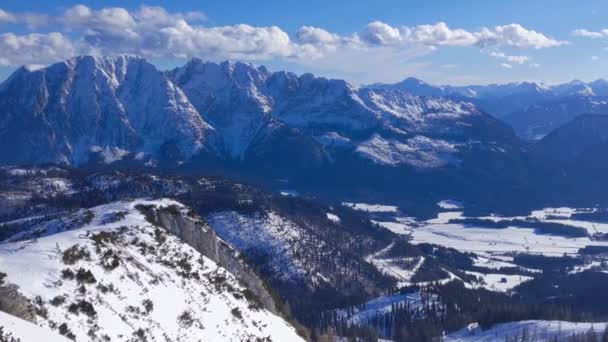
[534,114,608,162]
[367,77,608,140]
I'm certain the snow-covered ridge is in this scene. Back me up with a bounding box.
[0,199,304,342]
[356,134,459,168]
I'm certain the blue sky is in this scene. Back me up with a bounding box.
[0,1,607,85]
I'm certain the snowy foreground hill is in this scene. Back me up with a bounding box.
[0,199,304,342]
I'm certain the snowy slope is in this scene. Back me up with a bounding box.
[207,211,307,283]
[335,291,443,327]
[445,320,606,342]
[0,199,304,342]
[0,311,72,342]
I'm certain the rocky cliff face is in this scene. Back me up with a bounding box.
[135,202,283,316]
[0,284,36,322]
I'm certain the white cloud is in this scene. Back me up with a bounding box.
[296,26,342,45]
[0,9,51,29]
[500,63,513,69]
[0,32,75,66]
[489,51,529,64]
[403,22,477,47]
[0,9,16,23]
[476,24,565,49]
[361,21,403,45]
[592,55,600,61]
[359,21,563,49]
[572,28,608,38]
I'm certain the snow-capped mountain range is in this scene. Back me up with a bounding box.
[0,55,515,172]
[14,55,608,212]
[367,77,608,140]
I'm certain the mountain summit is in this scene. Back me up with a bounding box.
[0,55,215,165]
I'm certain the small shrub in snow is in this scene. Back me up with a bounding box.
[34,296,48,319]
[90,231,120,246]
[67,300,97,317]
[77,284,87,295]
[142,299,154,314]
[231,307,243,320]
[0,327,20,342]
[62,245,91,265]
[58,323,76,341]
[153,228,166,245]
[61,268,75,280]
[176,256,196,278]
[100,250,121,270]
[82,210,95,225]
[177,310,194,328]
[135,204,157,224]
[75,268,97,284]
[131,328,147,342]
[126,305,141,317]
[50,295,66,306]
[210,273,227,290]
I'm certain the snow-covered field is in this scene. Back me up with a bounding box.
[335,291,442,327]
[410,220,608,256]
[464,271,533,292]
[343,202,399,213]
[0,199,304,342]
[445,320,607,342]
[437,200,464,210]
[365,242,425,287]
[380,205,608,257]
[357,203,608,293]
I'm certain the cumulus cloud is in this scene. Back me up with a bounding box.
[572,28,608,38]
[0,5,565,70]
[475,24,565,49]
[0,9,49,28]
[295,26,341,45]
[359,21,564,49]
[361,21,403,45]
[403,22,477,47]
[0,32,75,66]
